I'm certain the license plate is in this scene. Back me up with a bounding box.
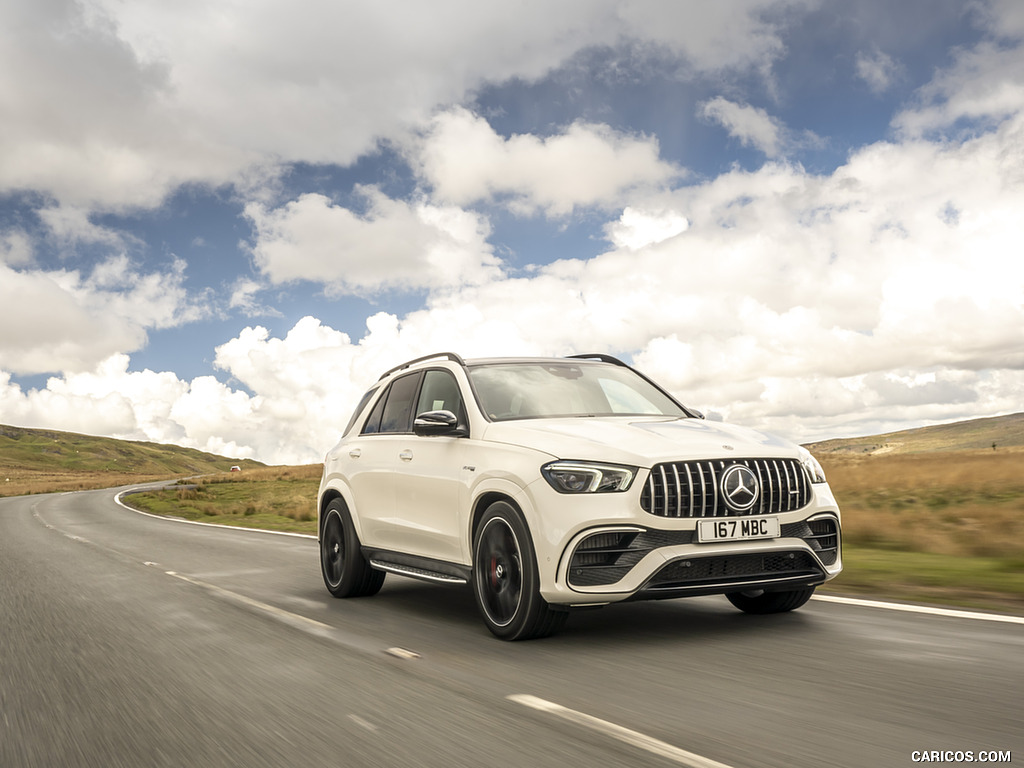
[697,517,780,543]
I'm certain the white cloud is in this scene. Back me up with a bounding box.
[0,229,33,266]
[228,277,281,318]
[893,37,1024,138]
[0,0,794,213]
[854,47,901,94]
[6,99,1022,459]
[2,2,1023,462]
[414,108,682,216]
[0,256,205,375]
[606,207,689,250]
[699,97,786,157]
[37,204,132,251]
[244,187,503,295]
[616,0,814,71]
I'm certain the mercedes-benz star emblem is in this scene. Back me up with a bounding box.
[721,464,760,512]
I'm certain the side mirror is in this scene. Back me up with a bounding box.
[413,410,468,437]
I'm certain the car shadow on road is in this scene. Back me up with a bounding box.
[333,577,822,649]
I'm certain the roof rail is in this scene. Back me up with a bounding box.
[379,352,467,380]
[566,353,628,367]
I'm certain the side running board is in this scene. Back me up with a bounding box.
[369,560,469,585]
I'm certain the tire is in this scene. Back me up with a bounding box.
[726,586,815,614]
[320,499,385,598]
[471,501,567,641]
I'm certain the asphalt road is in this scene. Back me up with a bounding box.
[2,486,1020,768]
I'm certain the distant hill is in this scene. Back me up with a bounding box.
[1,424,263,496]
[807,412,1024,456]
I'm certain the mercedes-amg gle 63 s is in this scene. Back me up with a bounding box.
[317,353,842,640]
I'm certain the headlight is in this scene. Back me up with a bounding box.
[541,461,636,493]
[798,447,827,484]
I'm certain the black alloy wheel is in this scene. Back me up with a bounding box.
[320,499,385,598]
[472,501,566,640]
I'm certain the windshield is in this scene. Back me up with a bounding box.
[468,362,687,421]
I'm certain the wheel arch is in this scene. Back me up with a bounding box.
[470,491,523,547]
[317,487,351,539]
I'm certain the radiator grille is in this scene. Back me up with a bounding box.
[640,458,811,518]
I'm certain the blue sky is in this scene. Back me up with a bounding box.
[1,0,1022,464]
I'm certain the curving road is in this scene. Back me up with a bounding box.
[2,486,1020,768]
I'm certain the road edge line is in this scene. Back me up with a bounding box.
[813,594,1024,625]
[114,489,316,539]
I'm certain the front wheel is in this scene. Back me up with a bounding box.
[472,501,566,641]
[320,500,385,598]
[726,586,815,614]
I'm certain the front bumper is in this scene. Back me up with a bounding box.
[516,475,843,606]
[550,514,841,606]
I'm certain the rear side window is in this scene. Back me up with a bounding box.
[362,372,422,435]
[344,386,379,436]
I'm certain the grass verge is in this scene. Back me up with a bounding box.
[122,465,320,535]
[822,546,1024,614]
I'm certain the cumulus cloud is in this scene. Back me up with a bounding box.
[854,47,902,94]
[244,187,503,294]
[605,207,689,250]
[0,256,205,375]
[0,0,796,213]
[413,108,682,216]
[2,1,1023,462]
[699,97,785,157]
[0,229,33,266]
[616,0,813,71]
[37,204,133,251]
[893,34,1024,138]
[6,94,1023,460]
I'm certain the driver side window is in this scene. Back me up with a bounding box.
[415,370,465,424]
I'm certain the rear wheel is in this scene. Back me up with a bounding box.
[472,501,566,640]
[320,499,385,598]
[726,586,815,614]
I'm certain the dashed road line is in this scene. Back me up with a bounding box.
[165,571,333,634]
[507,694,735,768]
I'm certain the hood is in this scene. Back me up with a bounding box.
[480,416,802,467]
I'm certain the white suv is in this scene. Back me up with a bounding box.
[317,353,842,640]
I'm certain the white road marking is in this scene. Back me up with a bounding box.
[115,490,316,539]
[165,571,332,633]
[348,714,378,732]
[813,594,1024,625]
[385,647,421,660]
[507,694,736,768]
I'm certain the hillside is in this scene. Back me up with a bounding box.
[0,423,263,497]
[806,412,1024,455]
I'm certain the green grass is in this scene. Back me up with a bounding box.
[823,546,1024,613]
[123,465,320,535]
[1,423,262,497]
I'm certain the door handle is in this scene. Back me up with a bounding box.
[349,448,362,458]
[399,449,414,462]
